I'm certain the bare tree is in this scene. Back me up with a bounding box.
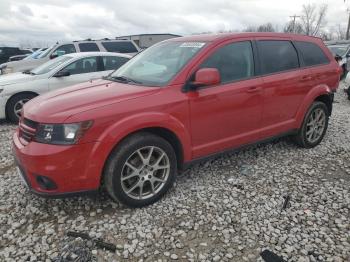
[336,24,347,40]
[300,4,328,36]
[283,20,303,34]
[257,23,275,32]
[242,25,257,32]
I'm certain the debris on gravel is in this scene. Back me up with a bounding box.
[0,88,349,261]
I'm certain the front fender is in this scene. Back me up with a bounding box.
[295,84,332,128]
[87,112,192,182]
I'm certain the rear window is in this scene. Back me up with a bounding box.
[79,43,100,52]
[257,40,299,75]
[295,41,330,67]
[102,41,138,53]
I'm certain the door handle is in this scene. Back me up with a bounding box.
[246,86,262,93]
[301,76,313,81]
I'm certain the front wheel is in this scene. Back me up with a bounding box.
[104,132,177,207]
[6,93,36,123]
[293,101,329,148]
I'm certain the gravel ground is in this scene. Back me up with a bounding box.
[0,87,349,262]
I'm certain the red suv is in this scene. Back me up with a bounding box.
[13,33,340,207]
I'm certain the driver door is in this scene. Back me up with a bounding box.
[188,40,264,158]
[48,56,102,91]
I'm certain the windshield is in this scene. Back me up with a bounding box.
[109,41,207,86]
[24,49,45,60]
[328,46,348,56]
[31,55,72,75]
[37,44,55,59]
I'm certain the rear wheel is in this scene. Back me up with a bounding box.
[104,132,177,207]
[6,93,36,123]
[293,101,329,148]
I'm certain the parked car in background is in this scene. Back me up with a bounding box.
[12,33,340,207]
[0,47,33,65]
[326,41,350,78]
[8,49,33,62]
[22,48,48,61]
[0,39,139,75]
[0,52,130,122]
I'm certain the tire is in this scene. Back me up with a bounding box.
[104,132,177,207]
[6,93,36,123]
[293,101,329,148]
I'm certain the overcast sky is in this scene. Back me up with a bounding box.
[0,0,349,47]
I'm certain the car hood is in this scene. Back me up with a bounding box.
[0,72,37,86]
[23,79,161,123]
[1,58,46,72]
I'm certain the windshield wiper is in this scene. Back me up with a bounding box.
[105,75,142,84]
[22,70,36,75]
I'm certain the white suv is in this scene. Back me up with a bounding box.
[0,39,139,75]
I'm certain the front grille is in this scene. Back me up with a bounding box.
[19,118,38,144]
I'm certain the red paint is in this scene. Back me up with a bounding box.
[13,33,340,195]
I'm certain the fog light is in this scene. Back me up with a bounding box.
[36,175,57,190]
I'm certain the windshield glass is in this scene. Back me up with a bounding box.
[328,46,348,56]
[37,44,55,59]
[24,49,45,60]
[31,56,72,75]
[109,41,207,86]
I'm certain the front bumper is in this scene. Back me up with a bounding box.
[0,95,6,120]
[12,130,101,197]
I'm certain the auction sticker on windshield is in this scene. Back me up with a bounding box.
[180,42,205,48]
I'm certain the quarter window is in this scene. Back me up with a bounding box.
[200,41,254,84]
[295,41,329,66]
[257,41,299,75]
[102,56,129,70]
[62,57,98,75]
[79,43,100,52]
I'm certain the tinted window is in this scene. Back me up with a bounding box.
[53,44,76,56]
[200,41,254,83]
[103,56,129,70]
[102,42,138,53]
[79,43,100,52]
[21,49,32,54]
[295,41,330,66]
[257,41,299,75]
[62,57,98,75]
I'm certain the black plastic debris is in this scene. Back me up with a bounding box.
[260,250,287,262]
[282,195,291,209]
[67,231,117,252]
[52,238,96,262]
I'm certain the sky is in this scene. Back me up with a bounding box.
[0,0,349,47]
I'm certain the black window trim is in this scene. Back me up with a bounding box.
[184,40,258,91]
[293,40,331,69]
[255,39,301,77]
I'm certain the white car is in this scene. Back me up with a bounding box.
[0,39,139,75]
[0,52,130,122]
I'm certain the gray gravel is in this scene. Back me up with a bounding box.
[0,86,350,261]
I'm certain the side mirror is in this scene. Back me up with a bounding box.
[346,54,350,58]
[335,54,343,62]
[188,68,220,91]
[50,53,58,59]
[54,71,70,77]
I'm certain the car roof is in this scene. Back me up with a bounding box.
[62,52,132,59]
[166,32,322,43]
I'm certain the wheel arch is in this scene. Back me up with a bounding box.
[5,91,39,119]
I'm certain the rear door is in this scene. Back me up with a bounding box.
[48,56,102,91]
[256,39,309,138]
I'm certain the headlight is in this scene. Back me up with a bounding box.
[2,66,13,74]
[34,121,93,145]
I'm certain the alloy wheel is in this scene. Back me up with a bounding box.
[121,146,170,200]
[305,108,326,144]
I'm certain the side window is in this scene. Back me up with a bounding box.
[62,57,98,75]
[295,41,330,67]
[79,43,100,52]
[101,42,138,53]
[200,41,254,84]
[53,44,76,56]
[102,56,129,70]
[257,41,299,75]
